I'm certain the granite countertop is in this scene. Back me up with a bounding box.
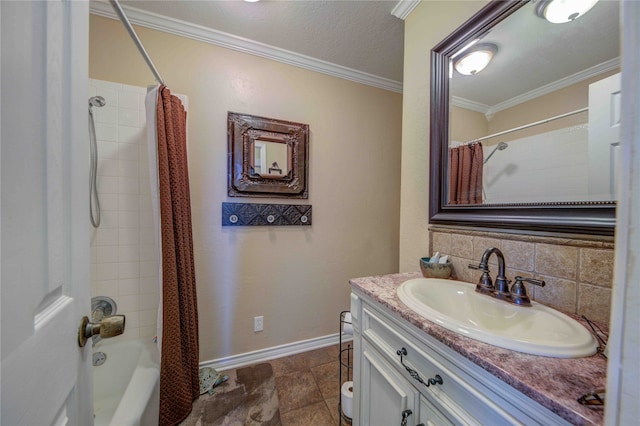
[350,272,607,426]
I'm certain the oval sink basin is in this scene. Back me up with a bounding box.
[397,278,597,358]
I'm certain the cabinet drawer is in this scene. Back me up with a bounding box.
[361,305,526,425]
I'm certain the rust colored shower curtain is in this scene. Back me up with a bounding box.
[156,86,199,426]
[448,143,484,204]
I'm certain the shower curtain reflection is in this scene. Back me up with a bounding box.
[449,142,484,204]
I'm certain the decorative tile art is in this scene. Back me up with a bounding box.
[222,202,312,226]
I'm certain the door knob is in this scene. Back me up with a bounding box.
[78,315,126,347]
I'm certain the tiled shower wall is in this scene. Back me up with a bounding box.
[89,79,159,340]
[430,227,614,325]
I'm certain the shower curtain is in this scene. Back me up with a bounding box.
[449,143,484,204]
[147,85,199,426]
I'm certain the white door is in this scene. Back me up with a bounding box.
[588,72,621,201]
[1,1,92,425]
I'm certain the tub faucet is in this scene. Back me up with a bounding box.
[468,247,510,300]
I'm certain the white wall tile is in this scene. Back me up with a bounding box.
[118,245,140,263]
[118,194,140,212]
[119,91,140,110]
[118,262,140,279]
[98,140,119,160]
[97,245,119,264]
[118,108,140,127]
[95,106,118,125]
[139,309,157,327]
[97,158,119,177]
[119,125,145,144]
[96,263,119,281]
[118,211,140,229]
[90,79,157,335]
[95,123,117,142]
[118,278,140,296]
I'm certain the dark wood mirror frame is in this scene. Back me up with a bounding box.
[429,0,615,236]
[228,112,309,199]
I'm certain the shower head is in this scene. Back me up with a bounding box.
[483,142,508,164]
[89,96,106,108]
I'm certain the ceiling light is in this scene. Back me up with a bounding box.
[453,43,498,76]
[244,0,260,2]
[535,0,599,24]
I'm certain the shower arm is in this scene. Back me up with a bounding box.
[483,145,502,164]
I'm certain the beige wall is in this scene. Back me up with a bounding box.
[488,68,619,141]
[401,1,614,325]
[89,15,402,361]
[450,106,488,143]
[399,0,489,272]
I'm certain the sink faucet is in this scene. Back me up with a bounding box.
[469,247,510,299]
[469,247,545,305]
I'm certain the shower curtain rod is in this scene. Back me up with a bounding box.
[462,107,588,145]
[109,0,165,86]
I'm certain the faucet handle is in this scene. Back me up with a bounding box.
[468,263,488,272]
[510,276,546,306]
[469,263,494,294]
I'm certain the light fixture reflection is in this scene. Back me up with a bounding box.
[454,43,498,76]
[535,0,599,24]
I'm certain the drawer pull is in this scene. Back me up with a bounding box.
[401,409,412,426]
[396,347,444,388]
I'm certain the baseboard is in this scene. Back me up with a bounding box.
[200,332,353,372]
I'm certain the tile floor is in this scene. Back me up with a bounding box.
[268,342,353,426]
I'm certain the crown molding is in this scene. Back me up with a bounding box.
[450,96,490,114]
[90,2,403,93]
[453,57,621,118]
[486,57,621,116]
[391,0,422,20]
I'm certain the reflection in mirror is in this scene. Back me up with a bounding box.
[251,139,291,178]
[429,0,617,235]
[448,0,619,205]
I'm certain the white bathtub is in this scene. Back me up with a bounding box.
[93,338,160,426]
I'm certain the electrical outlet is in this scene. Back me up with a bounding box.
[254,316,264,332]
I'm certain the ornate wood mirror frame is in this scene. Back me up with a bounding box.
[429,0,615,236]
[228,112,309,198]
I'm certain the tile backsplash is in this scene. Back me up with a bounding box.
[429,227,614,325]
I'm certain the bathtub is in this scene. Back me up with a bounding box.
[93,338,160,426]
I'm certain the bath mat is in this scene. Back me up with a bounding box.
[180,363,281,426]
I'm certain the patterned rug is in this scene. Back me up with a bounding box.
[180,363,281,426]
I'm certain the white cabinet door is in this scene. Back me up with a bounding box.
[360,341,421,426]
[1,1,92,424]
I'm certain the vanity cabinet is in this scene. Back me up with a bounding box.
[350,292,572,426]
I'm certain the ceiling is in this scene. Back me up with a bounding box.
[95,1,619,103]
[451,0,620,111]
[114,0,406,83]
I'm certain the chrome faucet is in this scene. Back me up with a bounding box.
[468,247,545,306]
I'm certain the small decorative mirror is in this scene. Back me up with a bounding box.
[228,112,309,198]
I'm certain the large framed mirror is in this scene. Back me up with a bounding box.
[429,0,619,236]
[228,112,309,198]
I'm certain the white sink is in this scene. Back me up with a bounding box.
[397,278,598,358]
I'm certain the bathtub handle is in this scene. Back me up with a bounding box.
[78,314,126,347]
